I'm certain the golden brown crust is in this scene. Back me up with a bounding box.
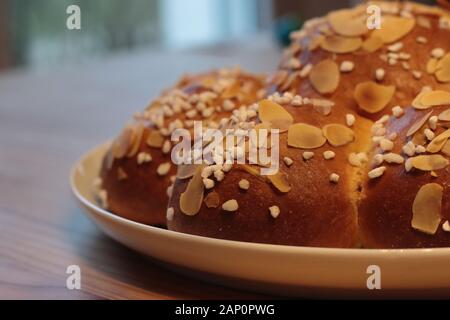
[168,103,372,247]
[168,1,450,248]
[359,106,450,248]
[99,69,266,226]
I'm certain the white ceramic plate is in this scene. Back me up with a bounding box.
[70,143,450,298]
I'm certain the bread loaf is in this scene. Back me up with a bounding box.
[99,68,266,226]
[167,1,450,248]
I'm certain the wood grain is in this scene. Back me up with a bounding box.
[0,37,280,299]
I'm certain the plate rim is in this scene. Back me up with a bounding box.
[70,142,450,258]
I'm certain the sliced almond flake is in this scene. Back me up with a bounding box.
[113,126,133,159]
[427,58,438,74]
[200,76,217,89]
[221,80,240,99]
[179,166,205,216]
[309,59,340,95]
[320,35,362,54]
[267,171,291,193]
[239,164,291,193]
[177,164,199,179]
[436,53,450,68]
[410,154,449,171]
[442,140,450,156]
[308,34,325,51]
[419,90,450,108]
[435,59,450,83]
[372,16,415,44]
[258,99,293,133]
[204,191,220,208]
[126,124,144,158]
[288,123,326,149]
[354,81,395,114]
[412,183,443,235]
[427,129,450,153]
[362,35,383,53]
[279,71,300,91]
[322,124,355,147]
[438,109,450,121]
[269,70,289,86]
[417,16,432,28]
[146,130,165,148]
[327,8,368,37]
[407,111,434,137]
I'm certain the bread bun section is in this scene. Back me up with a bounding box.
[167,1,450,248]
[98,68,266,226]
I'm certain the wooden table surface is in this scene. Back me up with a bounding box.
[0,37,281,299]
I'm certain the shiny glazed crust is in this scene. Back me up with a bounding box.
[168,1,450,248]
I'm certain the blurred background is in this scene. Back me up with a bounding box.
[0,0,435,73]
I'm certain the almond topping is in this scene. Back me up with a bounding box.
[127,124,144,158]
[443,141,450,156]
[418,90,450,108]
[329,173,340,183]
[406,111,433,137]
[321,35,362,54]
[303,151,314,160]
[222,199,238,212]
[354,81,395,113]
[435,53,450,83]
[258,99,293,132]
[412,183,443,235]
[146,130,165,148]
[426,129,450,153]
[166,207,174,221]
[362,35,383,53]
[340,61,355,73]
[113,126,133,159]
[368,166,386,179]
[238,179,250,190]
[267,171,291,193]
[372,16,415,44]
[443,221,450,232]
[322,124,355,147]
[221,80,240,99]
[269,206,280,219]
[383,153,404,164]
[157,162,171,176]
[288,123,327,149]
[137,151,152,165]
[409,155,449,171]
[346,114,356,126]
[348,152,368,167]
[176,164,198,179]
[323,151,336,160]
[427,58,438,74]
[309,59,340,95]
[438,109,450,121]
[179,166,204,216]
[204,191,220,208]
[327,8,368,37]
